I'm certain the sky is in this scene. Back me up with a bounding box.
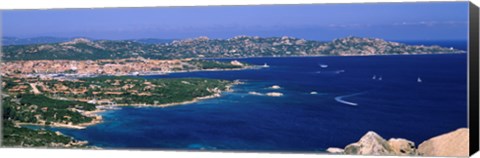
[1,2,469,41]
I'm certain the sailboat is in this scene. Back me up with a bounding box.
[262,63,270,68]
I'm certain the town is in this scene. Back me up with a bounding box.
[1,57,248,79]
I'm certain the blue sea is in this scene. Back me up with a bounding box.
[42,52,467,152]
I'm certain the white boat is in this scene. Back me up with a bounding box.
[417,77,422,83]
[248,91,263,96]
[378,76,382,81]
[372,75,376,80]
[262,63,270,68]
[320,64,328,68]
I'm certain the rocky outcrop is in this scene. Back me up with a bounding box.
[326,147,344,154]
[417,128,469,157]
[344,131,393,155]
[328,128,468,157]
[387,138,417,155]
[340,131,416,155]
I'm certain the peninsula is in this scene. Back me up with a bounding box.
[1,75,238,147]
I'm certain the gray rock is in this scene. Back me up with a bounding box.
[344,131,394,155]
[328,129,466,157]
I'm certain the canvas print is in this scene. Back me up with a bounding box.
[0,2,471,157]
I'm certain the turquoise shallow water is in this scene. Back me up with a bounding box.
[41,54,467,152]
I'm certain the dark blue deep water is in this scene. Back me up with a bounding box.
[47,54,467,152]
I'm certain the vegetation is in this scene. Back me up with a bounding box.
[2,75,232,125]
[2,103,88,148]
[3,95,95,125]
[2,121,86,147]
[51,76,233,105]
[1,77,32,93]
[20,94,96,111]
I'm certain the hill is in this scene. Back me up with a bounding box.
[2,36,464,61]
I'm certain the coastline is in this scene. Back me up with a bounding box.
[115,92,223,108]
[205,51,466,60]
[15,108,106,130]
[23,65,258,80]
[140,66,259,77]
[12,85,233,148]
[21,81,238,129]
[11,54,465,79]
[16,122,87,130]
[13,122,97,148]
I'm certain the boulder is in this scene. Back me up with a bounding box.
[387,138,417,155]
[344,131,394,155]
[418,128,469,157]
[327,128,466,157]
[326,147,344,154]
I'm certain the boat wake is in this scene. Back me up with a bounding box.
[315,70,345,74]
[334,92,367,106]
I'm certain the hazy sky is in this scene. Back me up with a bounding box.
[2,2,469,41]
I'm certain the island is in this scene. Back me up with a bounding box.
[2,36,464,61]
